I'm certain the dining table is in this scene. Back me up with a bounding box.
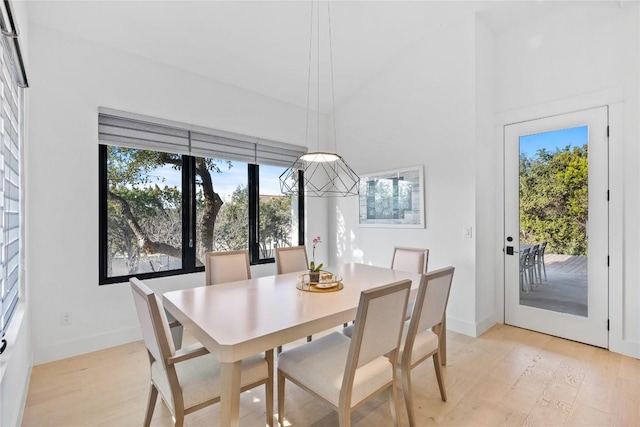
[163,262,429,426]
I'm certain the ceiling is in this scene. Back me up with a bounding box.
[25,1,622,113]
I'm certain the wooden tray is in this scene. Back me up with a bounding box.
[297,272,343,293]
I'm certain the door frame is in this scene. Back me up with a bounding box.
[494,88,624,351]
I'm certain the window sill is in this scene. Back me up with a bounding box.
[0,300,27,384]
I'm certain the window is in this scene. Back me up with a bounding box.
[98,111,305,284]
[0,34,23,343]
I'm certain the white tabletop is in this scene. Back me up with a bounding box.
[162,262,423,426]
[163,262,422,363]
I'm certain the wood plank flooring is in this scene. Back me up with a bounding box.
[22,324,640,426]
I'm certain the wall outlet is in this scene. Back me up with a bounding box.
[60,311,72,325]
[464,226,473,239]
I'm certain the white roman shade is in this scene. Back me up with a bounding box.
[98,108,306,167]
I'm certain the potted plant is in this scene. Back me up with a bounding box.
[309,236,323,283]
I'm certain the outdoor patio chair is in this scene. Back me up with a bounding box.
[536,242,548,282]
[520,247,530,293]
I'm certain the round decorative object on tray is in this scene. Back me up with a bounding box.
[297,271,343,293]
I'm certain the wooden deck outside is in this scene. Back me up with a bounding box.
[520,253,588,316]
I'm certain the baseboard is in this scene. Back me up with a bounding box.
[621,339,640,359]
[445,314,477,337]
[475,313,497,337]
[33,326,142,365]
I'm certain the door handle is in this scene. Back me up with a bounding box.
[506,246,514,255]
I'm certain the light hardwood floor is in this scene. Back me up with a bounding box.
[22,324,640,426]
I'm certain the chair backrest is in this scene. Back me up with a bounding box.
[525,247,537,268]
[275,246,309,274]
[519,247,530,269]
[410,267,455,337]
[205,250,251,285]
[391,247,429,274]
[344,280,411,375]
[130,278,175,365]
[540,242,547,255]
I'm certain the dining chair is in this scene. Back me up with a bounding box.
[277,279,411,427]
[391,246,429,274]
[397,266,454,427]
[129,277,274,427]
[163,250,251,351]
[275,245,309,274]
[204,249,251,285]
[340,267,454,426]
[391,246,429,320]
[275,245,313,347]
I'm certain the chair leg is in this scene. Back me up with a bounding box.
[433,352,447,402]
[338,406,351,427]
[265,349,274,427]
[143,383,158,427]
[277,370,286,427]
[401,365,416,427]
[174,411,184,427]
[388,384,400,427]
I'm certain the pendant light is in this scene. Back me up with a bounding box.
[280,1,359,197]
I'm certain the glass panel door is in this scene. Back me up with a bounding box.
[504,107,608,348]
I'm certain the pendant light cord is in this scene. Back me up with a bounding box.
[305,1,314,150]
[327,1,338,155]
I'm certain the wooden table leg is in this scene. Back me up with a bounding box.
[220,360,242,427]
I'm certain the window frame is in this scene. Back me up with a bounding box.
[98,145,305,285]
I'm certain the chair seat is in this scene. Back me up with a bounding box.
[278,332,393,407]
[152,349,268,411]
[397,328,439,366]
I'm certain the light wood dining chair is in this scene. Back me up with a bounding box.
[391,246,429,320]
[204,249,251,285]
[277,279,411,427]
[275,245,312,347]
[398,266,454,427]
[391,246,429,274]
[129,278,274,427]
[275,245,309,274]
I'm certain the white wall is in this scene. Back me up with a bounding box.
[493,3,639,356]
[25,24,323,364]
[474,17,498,334]
[331,16,480,336]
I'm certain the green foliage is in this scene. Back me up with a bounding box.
[519,145,588,255]
[210,185,249,252]
[107,145,294,274]
[309,261,323,272]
